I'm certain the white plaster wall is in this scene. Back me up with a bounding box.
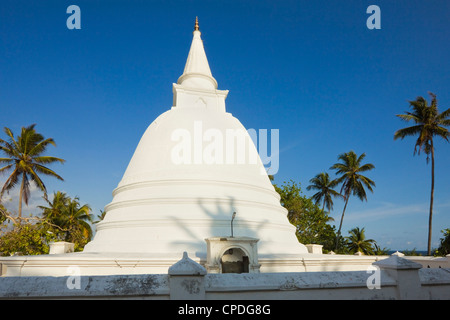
[84,105,308,261]
[1,268,449,300]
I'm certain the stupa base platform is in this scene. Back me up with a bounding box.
[0,251,387,277]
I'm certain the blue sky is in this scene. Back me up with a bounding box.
[1,0,449,251]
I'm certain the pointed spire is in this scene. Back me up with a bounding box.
[194,16,199,31]
[177,17,218,90]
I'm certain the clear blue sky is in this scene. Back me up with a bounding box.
[1,0,449,251]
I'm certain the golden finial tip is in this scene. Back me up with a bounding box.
[194,16,199,31]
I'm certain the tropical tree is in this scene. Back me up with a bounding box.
[394,92,450,255]
[0,222,56,256]
[436,228,450,256]
[274,180,304,224]
[94,210,106,224]
[274,180,336,252]
[0,124,65,218]
[0,203,8,224]
[39,191,70,224]
[345,227,375,255]
[39,192,93,250]
[58,197,92,247]
[330,151,375,251]
[373,243,390,256]
[306,172,342,213]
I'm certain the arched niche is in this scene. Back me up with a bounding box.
[221,247,249,273]
[205,237,261,274]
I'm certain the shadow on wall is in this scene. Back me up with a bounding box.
[167,196,269,261]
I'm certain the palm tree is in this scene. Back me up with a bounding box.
[61,197,93,244]
[394,92,450,255]
[39,190,70,221]
[0,124,65,218]
[306,172,342,213]
[345,227,375,255]
[330,151,375,251]
[94,210,107,224]
[373,243,390,256]
[40,191,93,245]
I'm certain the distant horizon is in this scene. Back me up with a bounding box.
[387,250,429,255]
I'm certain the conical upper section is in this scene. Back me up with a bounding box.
[177,18,218,90]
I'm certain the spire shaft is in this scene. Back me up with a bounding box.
[177,17,218,90]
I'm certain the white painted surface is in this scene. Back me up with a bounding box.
[49,242,74,255]
[82,21,309,269]
[1,254,449,300]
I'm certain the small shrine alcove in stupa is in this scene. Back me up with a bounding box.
[205,237,261,274]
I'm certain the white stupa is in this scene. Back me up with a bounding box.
[84,17,308,261]
[1,19,312,276]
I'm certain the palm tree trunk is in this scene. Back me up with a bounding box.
[428,140,435,256]
[335,194,349,251]
[18,173,25,219]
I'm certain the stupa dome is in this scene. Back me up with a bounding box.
[84,18,308,265]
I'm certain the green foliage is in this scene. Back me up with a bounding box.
[94,210,106,224]
[394,92,450,255]
[274,180,303,223]
[0,124,65,217]
[330,150,375,251]
[436,228,450,256]
[274,180,337,252]
[345,227,375,255]
[0,223,56,256]
[373,243,390,255]
[273,179,388,255]
[39,191,93,251]
[394,92,450,157]
[330,151,376,202]
[306,172,342,212]
[0,203,7,224]
[401,248,423,256]
[0,191,93,255]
